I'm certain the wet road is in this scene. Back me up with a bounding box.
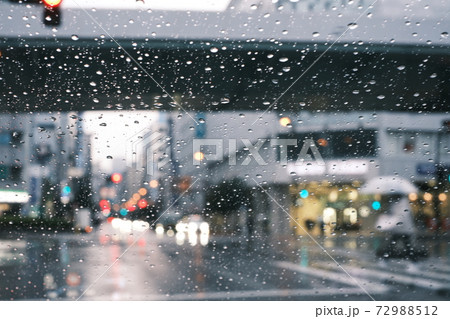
[1,221,449,301]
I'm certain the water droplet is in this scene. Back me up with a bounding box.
[99,123,107,126]
[71,35,79,41]
[441,32,449,38]
[430,73,437,78]
[89,82,97,87]
[312,32,320,37]
[282,67,291,72]
[198,118,205,123]
[397,65,405,71]
[210,47,218,53]
[107,155,113,159]
[279,57,288,62]
[347,23,358,30]
[377,95,385,100]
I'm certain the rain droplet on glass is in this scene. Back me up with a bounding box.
[347,23,358,30]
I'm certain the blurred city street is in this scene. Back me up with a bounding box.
[1,0,450,305]
[1,223,449,301]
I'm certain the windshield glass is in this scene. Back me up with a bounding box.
[0,0,449,302]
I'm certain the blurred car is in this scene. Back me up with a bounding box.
[173,214,210,246]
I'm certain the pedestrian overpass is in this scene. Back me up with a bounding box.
[1,0,449,113]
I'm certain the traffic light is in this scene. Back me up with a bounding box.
[138,199,148,209]
[99,199,111,212]
[43,0,62,26]
[61,185,71,197]
[110,173,123,184]
[299,189,309,199]
[60,183,72,204]
[43,0,62,7]
[372,201,381,210]
[119,208,129,217]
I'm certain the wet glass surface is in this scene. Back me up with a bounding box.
[0,0,449,301]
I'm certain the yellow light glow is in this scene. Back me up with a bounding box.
[323,207,336,225]
[132,193,141,201]
[348,190,358,201]
[43,0,62,8]
[408,193,418,201]
[149,180,159,188]
[423,192,433,201]
[359,206,370,218]
[193,151,205,161]
[279,117,291,127]
[439,193,447,202]
[328,190,338,202]
[317,138,328,147]
[138,188,148,196]
[343,208,358,224]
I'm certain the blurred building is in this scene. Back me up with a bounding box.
[202,112,450,238]
[0,112,92,219]
[0,114,28,216]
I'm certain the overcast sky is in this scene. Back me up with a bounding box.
[62,0,231,11]
[82,111,158,173]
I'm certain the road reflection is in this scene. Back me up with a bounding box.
[0,228,449,301]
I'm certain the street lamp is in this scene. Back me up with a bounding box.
[279,116,292,127]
